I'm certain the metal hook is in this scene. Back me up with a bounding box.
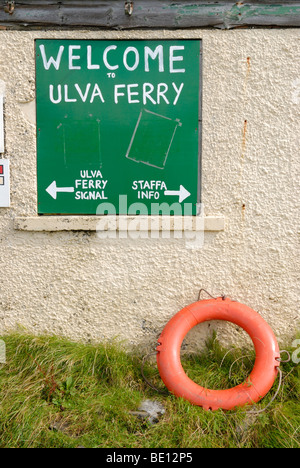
[4,1,15,15]
[198,289,227,301]
[125,1,134,16]
[198,289,218,301]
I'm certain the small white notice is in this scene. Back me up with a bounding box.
[0,96,4,154]
[0,159,10,208]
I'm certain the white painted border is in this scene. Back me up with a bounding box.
[0,96,4,154]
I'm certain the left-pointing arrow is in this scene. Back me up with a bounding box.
[46,181,75,200]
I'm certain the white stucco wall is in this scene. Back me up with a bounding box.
[0,29,299,350]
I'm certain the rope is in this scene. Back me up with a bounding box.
[247,368,283,415]
[141,351,166,393]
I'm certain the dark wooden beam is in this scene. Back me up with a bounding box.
[0,1,300,30]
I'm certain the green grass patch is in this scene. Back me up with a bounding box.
[0,332,299,448]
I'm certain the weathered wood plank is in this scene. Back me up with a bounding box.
[0,1,300,29]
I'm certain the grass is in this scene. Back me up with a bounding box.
[0,332,299,448]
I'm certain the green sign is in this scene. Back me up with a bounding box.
[36,39,201,215]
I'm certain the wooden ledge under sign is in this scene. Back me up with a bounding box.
[14,216,225,233]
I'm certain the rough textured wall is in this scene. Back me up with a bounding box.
[0,29,299,350]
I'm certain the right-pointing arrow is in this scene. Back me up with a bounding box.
[46,181,75,200]
[164,185,191,203]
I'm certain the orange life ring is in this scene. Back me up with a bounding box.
[156,298,280,411]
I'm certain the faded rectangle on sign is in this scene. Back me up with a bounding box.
[126,109,181,170]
